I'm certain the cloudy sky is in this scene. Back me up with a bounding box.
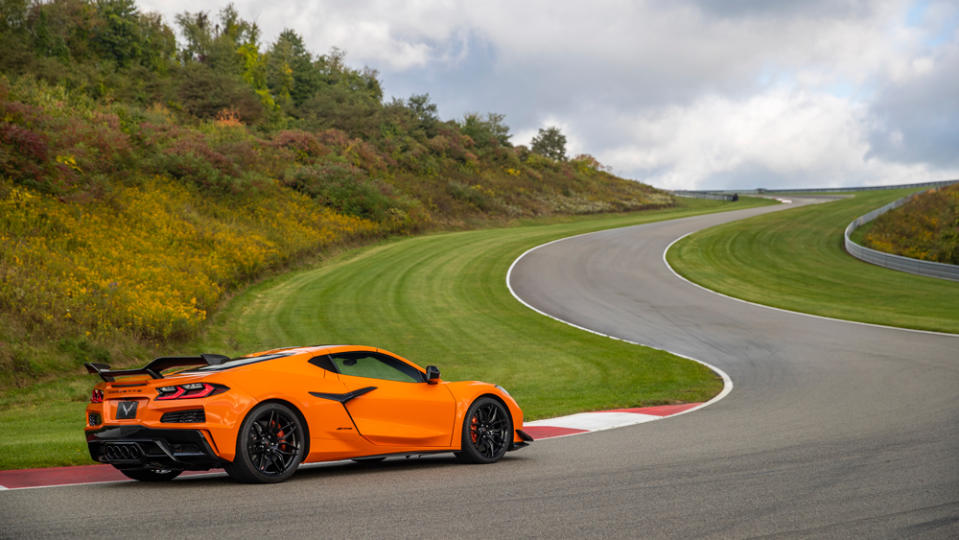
[138,0,959,190]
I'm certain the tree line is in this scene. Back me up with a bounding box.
[0,0,568,159]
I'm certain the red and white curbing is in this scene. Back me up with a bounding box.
[0,402,703,490]
[523,402,701,440]
[0,464,218,490]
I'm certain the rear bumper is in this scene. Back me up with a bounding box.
[87,426,222,471]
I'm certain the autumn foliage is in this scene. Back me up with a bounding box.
[0,1,672,386]
[861,183,959,265]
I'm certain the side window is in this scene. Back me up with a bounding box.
[329,352,424,383]
[308,356,337,373]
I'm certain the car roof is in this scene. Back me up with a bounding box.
[182,345,383,375]
[245,344,375,357]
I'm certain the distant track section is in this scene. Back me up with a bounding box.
[672,178,958,197]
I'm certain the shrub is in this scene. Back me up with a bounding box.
[271,129,328,162]
[447,180,499,212]
[280,163,393,220]
[863,184,959,264]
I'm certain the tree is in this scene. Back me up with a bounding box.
[92,0,175,71]
[407,93,437,124]
[26,0,100,62]
[92,0,142,68]
[175,10,212,63]
[484,112,511,146]
[266,29,320,110]
[530,126,566,161]
[176,4,259,75]
[406,93,439,136]
[0,0,29,32]
[175,4,272,112]
[459,112,511,148]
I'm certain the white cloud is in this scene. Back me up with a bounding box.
[600,90,907,189]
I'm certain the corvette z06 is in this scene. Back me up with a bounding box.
[84,345,532,483]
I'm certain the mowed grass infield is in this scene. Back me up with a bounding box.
[0,196,777,469]
[667,188,959,334]
[195,198,780,419]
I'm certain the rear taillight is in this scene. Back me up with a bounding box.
[90,389,104,403]
[156,383,228,400]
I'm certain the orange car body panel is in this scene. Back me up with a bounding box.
[85,345,525,465]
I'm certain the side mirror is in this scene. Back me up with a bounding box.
[425,365,440,384]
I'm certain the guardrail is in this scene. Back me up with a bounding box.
[843,181,959,282]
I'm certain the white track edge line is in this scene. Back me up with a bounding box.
[505,233,735,432]
[663,233,959,338]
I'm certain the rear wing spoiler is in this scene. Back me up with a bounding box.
[84,354,231,382]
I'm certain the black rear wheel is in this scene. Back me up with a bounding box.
[225,403,306,483]
[455,397,512,464]
[117,467,182,482]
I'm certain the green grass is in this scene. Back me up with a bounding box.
[0,402,92,470]
[0,196,776,469]
[667,189,959,334]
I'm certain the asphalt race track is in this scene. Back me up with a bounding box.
[3,200,957,539]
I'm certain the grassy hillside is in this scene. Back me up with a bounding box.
[855,183,959,264]
[0,81,670,393]
[667,190,959,333]
[0,1,672,395]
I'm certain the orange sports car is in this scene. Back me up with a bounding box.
[84,345,532,483]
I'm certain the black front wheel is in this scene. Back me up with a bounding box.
[117,467,182,482]
[225,403,306,483]
[455,397,512,464]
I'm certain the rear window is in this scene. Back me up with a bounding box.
[188,352,296,372]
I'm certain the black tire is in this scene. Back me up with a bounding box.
[117,467,182,482]
[224,402,306,483]
[455,397,512,464]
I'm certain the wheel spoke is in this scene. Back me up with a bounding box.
[277,427,298,442]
